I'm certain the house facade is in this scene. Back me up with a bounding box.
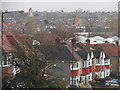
[2,33,16,77]
[2,32,111,86]
[35,45,78,85]
[2,32,23,77]
[92,43,120,74]
[67,40,111,85]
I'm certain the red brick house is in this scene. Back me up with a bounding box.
[66,39,111,85]
[91,43,120,73]
[2,33,16,77]
[2,32,24,77]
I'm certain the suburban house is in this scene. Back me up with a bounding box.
[34,38,111,86]
[2,32,25,77]
[66,39,111,85]
[2,33,16,77]
[2,32,112,86]
[33,45,77,85]
[91,43,120,74]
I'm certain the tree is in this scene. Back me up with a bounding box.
[2,34,67,89]
[44,20,49,25]
[52,27,75,41]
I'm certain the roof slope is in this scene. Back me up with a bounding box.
[75,50,88,60]
[2,34,16,52]
[95,44,119,56]
[34,45,77,61]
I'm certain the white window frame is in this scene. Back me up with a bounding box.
[83,60,87,68]
[70,76,79,85]
[104,59,110,65]
[70,62,79,70]
[96,58,101,65]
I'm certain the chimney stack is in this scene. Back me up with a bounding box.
[115,41,119,46]
[105,40,109,43]
[86,39,90,49]
[71,38,77,48]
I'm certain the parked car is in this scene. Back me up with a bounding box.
[105,79,120,86]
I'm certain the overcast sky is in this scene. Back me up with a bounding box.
[2,1,119,12]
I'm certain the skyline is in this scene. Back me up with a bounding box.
[2,0,119,2]
[2,2,118,12]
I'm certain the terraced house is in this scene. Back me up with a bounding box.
[2,33,111,86]
[36,38,111,85]
[67,39,111,85]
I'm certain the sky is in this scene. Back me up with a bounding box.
[1,0,119,12]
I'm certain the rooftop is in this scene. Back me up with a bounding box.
[34,45,77,62]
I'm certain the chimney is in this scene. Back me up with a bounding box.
[86,39,90,49]
[71,38,77,48]
[116,41,119,46]
[105,40,109,43]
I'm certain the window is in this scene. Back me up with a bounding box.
[71,62,79,69]
[73,80,76,85]
[80,77,81,82]
[106,59,108,63]
[83,61,85,67]
[77,63,78,67]
[106,69,110,76]
[70,76,77,85]
[88,59,91,65]
[96,58,101,64]
[105,59,110,64]
[108,59,110,64]
[89,76,90,80]
[105,59,108,64]
[83,60,87,68]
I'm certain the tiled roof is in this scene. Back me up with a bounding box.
[76,43,110,59]
[92,46,110,59]
[34,45,77,61]
[2,33,16,52]
[94,44,119,56]
[76,50,88,60]
[2,32,26,53]
[93,49,100,58]
[76,43,91,59]
[6,35,23,51]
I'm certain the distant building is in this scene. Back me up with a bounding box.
[26,8,34,34]
[28,8,33,17]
